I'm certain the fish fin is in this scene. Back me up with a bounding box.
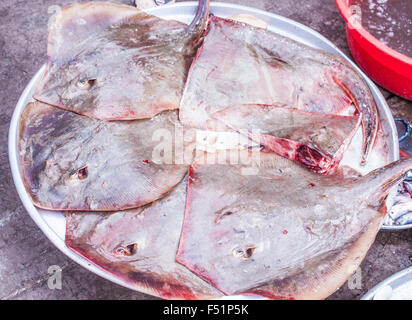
[211,104,360,173]
[186,0,210,44]
[245,208,382,300]
[333,76,378,165]
[359,158,412,207]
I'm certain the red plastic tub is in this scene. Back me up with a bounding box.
[336,0,412,100]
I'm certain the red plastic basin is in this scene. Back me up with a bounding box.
[336,0,412,100]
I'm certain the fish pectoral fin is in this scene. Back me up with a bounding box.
[332,76,378,165]
[246,207,382,300]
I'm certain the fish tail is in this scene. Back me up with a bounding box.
[362,158,412,207]
[332,76,378,165]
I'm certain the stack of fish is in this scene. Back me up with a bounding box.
[17,0,412,299]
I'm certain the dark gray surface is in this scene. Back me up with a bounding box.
[0,0,411,300]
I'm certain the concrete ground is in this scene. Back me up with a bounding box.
[0,0,411,300]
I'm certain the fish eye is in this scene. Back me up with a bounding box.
[232,246,256,259]
[114,243,138,256]
[215,210,234,223]
[233,248,245,257]
[115,247,125,255]
[244,247,255,258]
[76,78,96,89]
[77,166,88,180]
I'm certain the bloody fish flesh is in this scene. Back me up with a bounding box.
[211,104,361,173]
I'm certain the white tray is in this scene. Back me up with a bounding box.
[362,266,412,300]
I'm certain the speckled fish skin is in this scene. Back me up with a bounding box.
[176,151,412,298]
[65,179,222,300]
[18,102,190,211]
[180,15,378,164]
[34,0,209,121]
[211,104,361,173]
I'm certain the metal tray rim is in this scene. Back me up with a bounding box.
[361,265,412,300]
